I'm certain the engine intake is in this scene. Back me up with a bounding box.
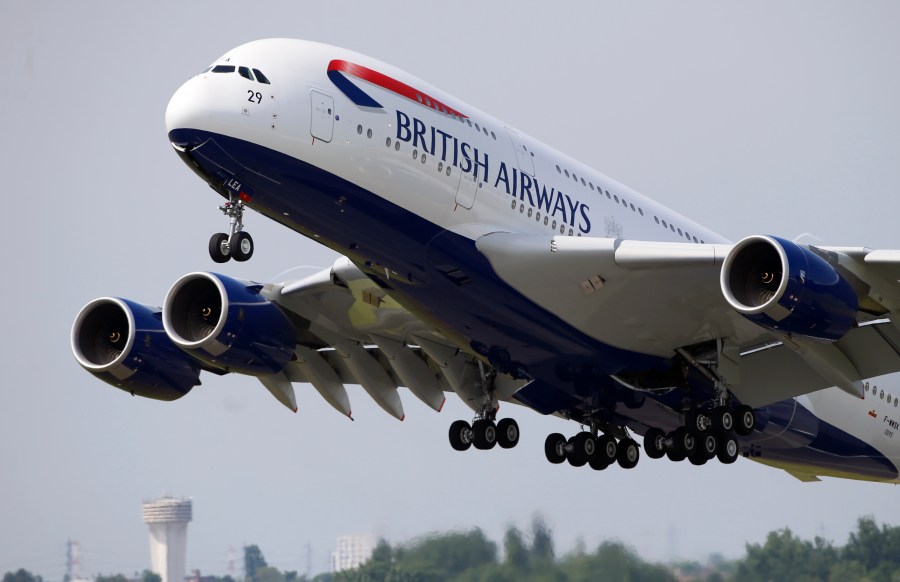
[721,235,858,341]
[71,297,201,400]
[163,272,295,375]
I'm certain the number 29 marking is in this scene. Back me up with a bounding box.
[247,90,263,104]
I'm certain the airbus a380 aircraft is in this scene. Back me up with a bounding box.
[72,39,900,482]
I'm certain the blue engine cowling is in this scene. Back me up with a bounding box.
[71,297,202,400]
[721,235,858,341]
[163,272,295,375]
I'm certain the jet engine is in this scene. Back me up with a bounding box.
[71,297,202,400]
[721,235,858,342]
[163,272,296,375]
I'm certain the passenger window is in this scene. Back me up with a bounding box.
[212,65,235,73]
[239,66,254,81]
[253,69,271,84]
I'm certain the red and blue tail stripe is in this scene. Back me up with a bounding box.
[327,59,467,118]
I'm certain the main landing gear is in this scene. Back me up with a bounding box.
[209,198,254,263]
[544,418,641,471]
[449,416,520,451]
[448,362,520,452]
[642,404,755,466]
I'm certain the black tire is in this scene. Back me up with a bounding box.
[472,419,497,450]
[711,407,734,432]
[448,420,472,451]
[566,434,590,467]
[689,450,709,465]
[643,428,666,459]
[717,433,739,464]
[698,432,718,459]
[735,405,756,436]
[497,418,519,449]
[595,434,618,464]
[670,428,696,456]
[544,433,567,464]
[209,233,230,263]
[666,449,686,462]
[231,231,254,262]
[617,438,640,469]
[589,457,611,471]
[685,410,707,433]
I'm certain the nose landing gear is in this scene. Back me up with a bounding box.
[209,198,254,263]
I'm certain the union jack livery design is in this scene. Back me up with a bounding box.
[327,59,468,118]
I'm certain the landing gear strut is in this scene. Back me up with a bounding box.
[447,363,519,452]
[209,198,254,263]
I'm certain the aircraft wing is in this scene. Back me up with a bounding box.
[476,233,900,407]
[261,258,526,418]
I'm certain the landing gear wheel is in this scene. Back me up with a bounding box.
[567,433,596,467]
[209,233,230,263]
[685,410,707,433]
[589,457,611,471]
[717,433,739,464]
[595,434,618,465]
[448,420,472,451]
[496,418,519,449]
[231,231,254,262]
[697,432,718,459]
[617,438,640,469]
[666,449,686,462]
[643,428,667,459]
[689,450,709,465]
[544,433,567,464]
[472,419,497,450]
[735,405,756,436]
[669,428,696,457]
[711,407,734,432]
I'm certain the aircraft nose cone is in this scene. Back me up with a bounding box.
[165,77,210,147]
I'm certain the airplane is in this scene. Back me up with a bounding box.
[70,38,900,483]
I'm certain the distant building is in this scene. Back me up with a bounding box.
[331,535,374,572]
[142,497,193,582]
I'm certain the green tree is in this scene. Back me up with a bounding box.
[529,517,554,565]
[3,570,43,582]
[502,526,528,571]
[245,544,269,582]
[95,575,127,582]
[734,528,836,582]
[141,571,162,582]
[255,567,285,582]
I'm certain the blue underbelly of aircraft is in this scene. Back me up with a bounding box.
[168,128,897,479]
[171,128,674,409]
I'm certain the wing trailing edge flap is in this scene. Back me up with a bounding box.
[273,257,501,418]
[729,321,900,407]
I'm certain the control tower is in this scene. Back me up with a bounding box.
[142,497,192,582]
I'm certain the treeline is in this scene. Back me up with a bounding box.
[8,516,900,582]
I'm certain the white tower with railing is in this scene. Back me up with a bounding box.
[142,497,193,582]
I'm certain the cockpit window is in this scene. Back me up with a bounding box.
[238,66,254,81]
[212,65,235,73]
[253,69,271,84]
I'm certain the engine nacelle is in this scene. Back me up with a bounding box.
[71,298,201,400]
[163,272,295,375]
[721,235,858,341]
